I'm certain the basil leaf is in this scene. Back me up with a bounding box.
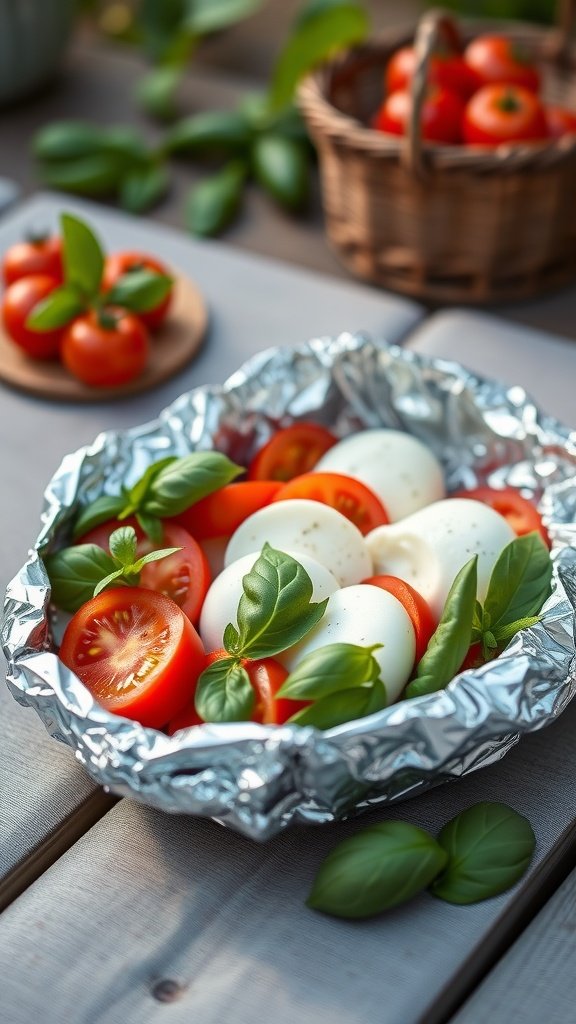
[225,544,327,659]
[164,110,252,156]
[493,615,541,646]
[406,556,478,699]
[105,268,172,313]
[33,121,106,162]
[93,568,128,596]
[185,0,262,35]
[109,526,137,567]
[483,532,552,633]
[127,457,177,509]
[431,802,535,905]
[252,134,309,211]
[131,546,181,573]
[136,512,163,543]
[186,162,246,237]
[61,212,105,298]
[278,642,382,700]
[120,164,170,214]
[287,680,387,729]
[194,657,255,722]
[40,155,123,196]
[141,451,243,517]
[25,284,85,331]
[269,1,368,111]
[72,495,125,539]
[136,66,182,121]
[45,544,116,612]
[307,821,448,919]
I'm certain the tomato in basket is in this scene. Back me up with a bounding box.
[462,84,547,145]
[545,105,576,139]
[385,46,480,100]
[373,86,465,144]
[463,34,541,93]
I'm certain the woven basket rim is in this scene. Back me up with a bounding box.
[297,23,576,174]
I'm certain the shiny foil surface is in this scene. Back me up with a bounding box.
[3,334,576,840]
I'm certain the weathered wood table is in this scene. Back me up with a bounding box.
[2,20,576,1024]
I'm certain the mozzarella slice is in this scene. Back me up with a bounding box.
[366,498,516,621]
[314,428,445,521]
[278,584,416,705]
[199,549,340,653]
[224,499,372,587]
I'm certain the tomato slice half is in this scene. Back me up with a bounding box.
[59,587,206,729]
[273,471,389,535]
[247,423,337,482]
[451,486,550,547]
[172,481,282,540]
[362,575,436,663]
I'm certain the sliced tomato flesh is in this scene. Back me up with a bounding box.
[362,575,436,662]
[273,471,389,535]
[247,423,337,482]
[172,480,282,540]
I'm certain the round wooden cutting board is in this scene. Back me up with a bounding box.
[0,273,208,402]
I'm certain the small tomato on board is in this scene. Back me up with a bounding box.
[385,46,480,99]
[61,307,150,387]
[247,423,338,482]
[362,575,436,662]
[463,84,547,145]
[451,486,550,547]
[373,87,465,144]
[2,235,63,286]
[545,105,576,139]
[2,274,63,358]
[102,251,173,329]
[59,587,206,729]
[173,480,283,540]
[463,34,541,93]
[272,472,389,535]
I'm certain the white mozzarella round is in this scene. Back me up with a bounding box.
[200,549,340,653]
[366,498,516,621]
[278,585,416,705]
[224,499,372,587]
[314,428,445,521]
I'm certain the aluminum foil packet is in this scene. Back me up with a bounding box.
[3,334,576,841]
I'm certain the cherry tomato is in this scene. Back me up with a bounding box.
[102,251,173,329]
[373,87,465,144]
[463,84,547,145]
[172,481,282,540]
[59,587,206,729]
[385,46,480,99]
[464,35,541,93]
[61,307,149,388]
[78,518,211,624]
[459,643,485,672]
[273,472,389,535]
[1,274,63,359]
[451,486,550,547]
[545,105,576,139]
[2,235,63,286]
[362,575,436,662]
[167,649,307,732]
[247,423,337,482]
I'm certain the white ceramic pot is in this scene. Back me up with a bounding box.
[0,0,74,105]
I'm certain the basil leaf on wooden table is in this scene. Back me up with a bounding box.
[278,642,382,700]
[40,155,123,196]
[45,545,116,613]
[186,161,247,237]
[307,821,448,919]
[288,678,387,730]
[136,66,183,122]
[33,121,108,161]
[120,164,171,214]
[195,657,256,722]
[165,111,252,156]
[252,135,309,211]
[431,801,536,904]
[406,556,478,699]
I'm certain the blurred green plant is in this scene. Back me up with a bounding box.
[33,0,369,233]
[431,0,554,23]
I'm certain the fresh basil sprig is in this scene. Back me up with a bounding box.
[277,642,387,729]
[45,526,180,612]
[194,657,256,723]
[288,678,388,730]
[306,801,535,919]
[72,451,243,540]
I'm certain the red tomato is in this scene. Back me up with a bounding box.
[78,518,211,624]
[373,87,465,144]
[61,308,149,388]
[102,251,173,329]
[172,481,282,540]
[385,46,480,99]
[451,486,550,547]
[273,472,389,535]
[1,274,63,359]
[167,649,307,731]
[59,587,206,729]
[464,35,540,93]
[362,575,436,662]
[459,643,484,672]
[2,236,63,286]
[247,423,337,482]
[545,105,576,139]
[463,84,547,145]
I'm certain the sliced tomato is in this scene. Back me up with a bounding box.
[172,481,282,540]
[77,517,211,623]
[452,486,550,547]
[59,587,206,729]
[362,575,436,662]
[247,423,337,482]
[167,649,307,731]
[273,471,389,535]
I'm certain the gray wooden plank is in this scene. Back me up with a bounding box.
[0,194,422,882]
[2,699,576,1024]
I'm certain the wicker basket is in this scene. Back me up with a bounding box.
[298,3,576,303]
